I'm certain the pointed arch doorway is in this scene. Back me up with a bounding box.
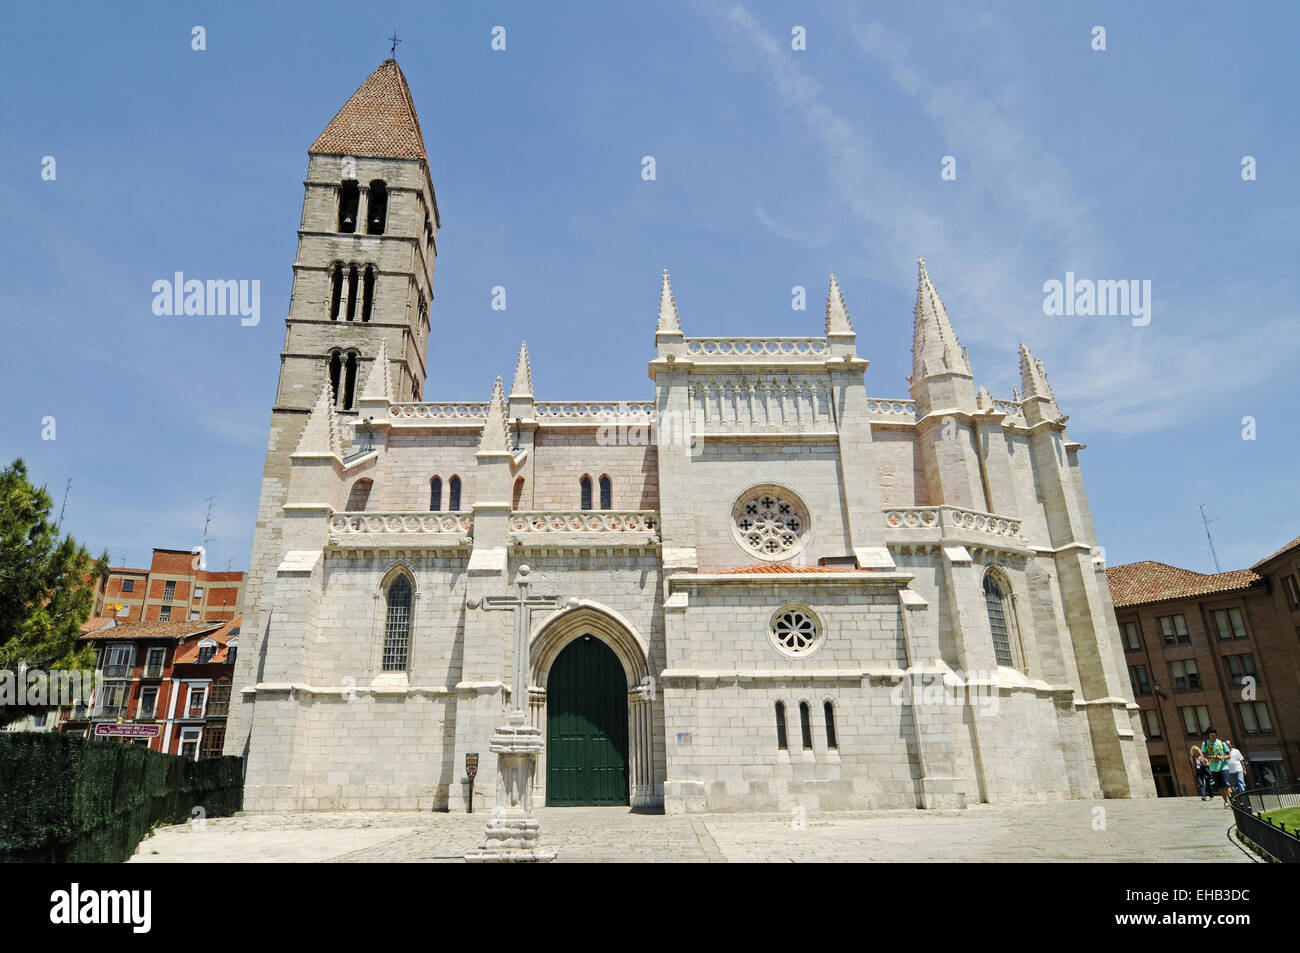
[545,635,628,806]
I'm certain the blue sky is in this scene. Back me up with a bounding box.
[1,1,1296,574]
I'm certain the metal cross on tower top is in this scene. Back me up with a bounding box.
[389,30,401,56]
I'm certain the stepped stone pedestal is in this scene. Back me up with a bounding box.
[465,714,555,863]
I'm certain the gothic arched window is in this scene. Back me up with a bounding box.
[329,263,343,320]
[775,701,788,750]
[984,570,1014,667]
[448,475,462,511]
[328,350,342,404]
[342,351,359,410]
[381,574,412,671]
[599,475,612,510]
[580,475,593,511]
[361,266,375,322]
[338,180,359,233]
[367,180,388,234]
[429,477,442,512]
[824,701,838,749]
[345,264,359,320]
[346,478,373,512]
[799,701,813,750]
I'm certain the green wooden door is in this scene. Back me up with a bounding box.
[546,636,629,806]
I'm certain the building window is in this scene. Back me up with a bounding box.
[346,478,373,511]
[366,180,388,234]
[448,476,461,511]
[599,475,612,510]
[1170,659,1200,693]
[137,686,158,720]
[329,263,343,319]
[1158,614,1190,646]
[227,646,237,666]
[345,264,359,320]
[361,265,375,322]
[1213,607,1248,641]
[159,605,172,622]
[144,647,165,678]
[197,645,215,664]
[824,701,837,749]
[342,351,358,408]
[774,701,788,750]
[163,580,176,602]
[199,725,226,760]
[1237,701,1273,735]
[122,579,135,593]
[1283,575,1300,610]
[770,605,822,658]
[984,571,1014,667]
[1128,665,1151,697]
[329,349,343,402]
[580,475,593,511]
[189,611,200,622]
[208,681,231,717]
[103,644,133,678]
[798,702,813,750]
[732,485,810,561]
[194,586,204,599]
[1120,621,1141,651]
[1179,705,1211,738]
[116,604,129,618]
[179,728,201,761]
[1142,709,1162,740]
[1224,654,1257,689]
[429,476,442,512]
[186,687,207,718]
[337,180,359,232]
[382,575,413,671]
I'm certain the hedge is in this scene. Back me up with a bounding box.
[0,733,243,863]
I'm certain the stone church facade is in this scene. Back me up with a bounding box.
[225,59,1155,813]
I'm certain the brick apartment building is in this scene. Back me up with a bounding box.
[1107,535,1300,796]
[59,616,240,759]
[93,548,244,625]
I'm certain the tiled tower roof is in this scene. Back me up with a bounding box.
[310,59,428,161]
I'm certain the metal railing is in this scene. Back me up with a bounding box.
[1231,783,1300,863]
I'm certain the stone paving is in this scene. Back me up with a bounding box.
[130,796,1251,863]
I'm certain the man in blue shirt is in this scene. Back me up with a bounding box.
[1203,728,1232,808]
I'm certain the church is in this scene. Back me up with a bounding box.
[225,59,1155,813]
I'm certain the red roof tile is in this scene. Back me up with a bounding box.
[1252,535,1300,570]
[80,617,118,635]
[712,562,858,575]
[77,620,225,642]
[310,59,428,161]
[1105,561,1262,609]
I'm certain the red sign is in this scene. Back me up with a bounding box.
[93,723,160,738]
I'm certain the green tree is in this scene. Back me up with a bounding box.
[0,459,107,725]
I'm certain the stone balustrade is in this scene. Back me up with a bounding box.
[884,505,1024,540]
[683,337,827,358]
[387,403,488,420]
[509,511,658,535]
[866,398,917,421]
[535,401,656,419]
[328,512,473,536]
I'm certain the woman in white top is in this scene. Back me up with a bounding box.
[1225,741,1247,794]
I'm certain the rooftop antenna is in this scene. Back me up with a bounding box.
[389,30,401,57]
[201,496,217,558]
[1198,503,1222,572]
[57,478,72,526]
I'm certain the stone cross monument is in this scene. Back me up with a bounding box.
[463,565,572,862]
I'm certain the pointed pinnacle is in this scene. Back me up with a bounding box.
[825,273,855,335]
[657,268,682,334]
[511,341,534,398]
[479,376,510,452]
[912,256,971,380]
[359,339,392,403]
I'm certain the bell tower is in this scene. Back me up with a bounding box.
[231,60,440,745]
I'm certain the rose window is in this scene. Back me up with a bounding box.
[770,606,823,658]
[731,486,810,560]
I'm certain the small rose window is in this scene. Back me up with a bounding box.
[731,486,810,560]
[771,605,823,658]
